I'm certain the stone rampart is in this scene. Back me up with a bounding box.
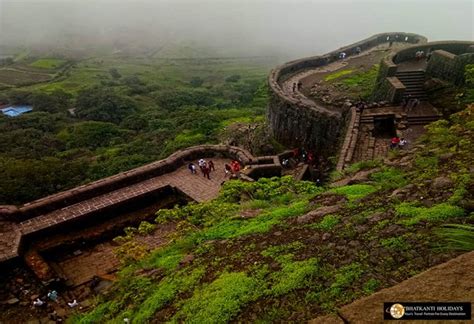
[426,50,474,85]
[0,145,256,222]
[374,40,474,101]
[268,32,427,157]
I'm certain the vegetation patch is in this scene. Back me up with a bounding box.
[329,184,378,201]
[310,214,341,231]
[396,202,464,226]
[173,272,260,323]
[325,69,354,82]
[29,58,67,69]
[370,167,408,190]
[436,224,474,251]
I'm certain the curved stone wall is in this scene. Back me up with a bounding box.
[0,145,257,222]
[268,32,427,157]
[374,40,474,101]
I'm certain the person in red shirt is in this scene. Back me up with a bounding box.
[390,137,400,149]
[231,160,241,178]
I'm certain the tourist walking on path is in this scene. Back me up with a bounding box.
[297,81,302,91]
[198,158,206,172]
[188,163,197,174]
[208,160,215,171]
[292,83,296,92]
[202,165,211,179]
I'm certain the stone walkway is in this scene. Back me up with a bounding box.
[55,224,176,286]
[20,158,229,236]
[310,251,474,324]
[280,43,403,114]
[0,158,230,262]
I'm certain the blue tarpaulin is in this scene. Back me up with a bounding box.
[1,105,33,117]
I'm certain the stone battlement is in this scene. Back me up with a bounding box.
[267,32,427,158]
[0,145,282,263]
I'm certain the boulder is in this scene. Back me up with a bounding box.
[432,176,453,190]
[296,205,342,224]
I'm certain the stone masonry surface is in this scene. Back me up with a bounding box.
[0,145,282,263]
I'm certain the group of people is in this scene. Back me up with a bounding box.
[292,81,302,93]
[415,50,425,61]
[188,159,241,180]
[390,136,407,149]
[282,147,318,168]
[188,159,215,179]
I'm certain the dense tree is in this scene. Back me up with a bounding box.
[154,89,214,110]
[30,89,72,113]
[109,68,122,79]
[75,87,137,123]
[57,120,125,149]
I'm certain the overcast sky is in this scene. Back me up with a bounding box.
[0,0,472,58]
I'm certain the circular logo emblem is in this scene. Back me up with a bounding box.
[390,303,405,319]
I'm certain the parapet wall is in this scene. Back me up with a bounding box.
[268,32,427,157]
[374,40,474,101]
[0,145,257,222]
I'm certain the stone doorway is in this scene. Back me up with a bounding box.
[372,116,397,138]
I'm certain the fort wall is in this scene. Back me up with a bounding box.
[268,32,427,158]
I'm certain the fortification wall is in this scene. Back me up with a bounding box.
[0,145,256,222]
[426,50,474,85]
[268,32,427,157]
[374,40,474,101]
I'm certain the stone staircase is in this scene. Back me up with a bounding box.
[395,70,427,101]
[406,114,440,125]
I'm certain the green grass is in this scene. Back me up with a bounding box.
[337,64,380,98]
[340,65,379,87]
[143,244,186,273]
[324,69,354,82]
[132,267,205,323]
[269,256,320,296]
[362,278,381,294]
[30,58,67,69]
[261,241,306,259]
[396,202,465,226]
[310,214,341,231]
[380,236,411,250]
[436,224,474,251]
[200,200,310,240]
[173,272,261,323]
[329,184,378,201]
[370,167,408,190]
[344,159,381,174]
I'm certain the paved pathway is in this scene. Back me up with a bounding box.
[20,158,229,236]
[280,44,401,115]
[55,224,176,286]
[0,158,230,262]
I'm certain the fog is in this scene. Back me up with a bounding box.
[0,0,472,59]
